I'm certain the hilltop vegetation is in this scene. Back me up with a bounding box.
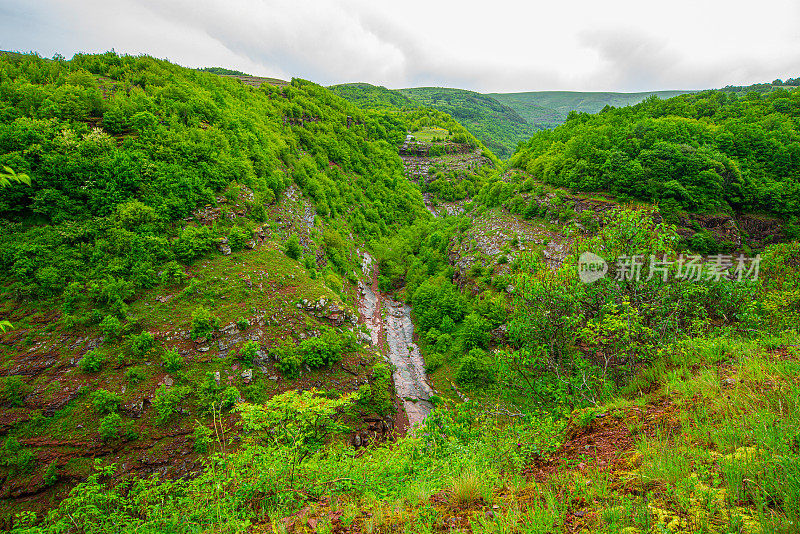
[330,83,539,159]
[398,88,540,159]
[328,82,417,110]
[491,90,690,128]
[511,88,800,225]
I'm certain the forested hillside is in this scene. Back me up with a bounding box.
[330,83,540,158]
[0,52,429,301]
[511,89,800,226]
[491,90,691,128]
[398,87,540,159]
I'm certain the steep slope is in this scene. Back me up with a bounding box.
[0,52,440,519]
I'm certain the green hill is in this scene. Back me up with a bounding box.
[490,90,692,128]
[510,88,800,222]
[330,83,540,158]
[328,82,418,110]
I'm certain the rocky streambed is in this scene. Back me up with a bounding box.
[357,255,434,428]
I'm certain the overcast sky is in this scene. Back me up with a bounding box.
[2,0,799,93]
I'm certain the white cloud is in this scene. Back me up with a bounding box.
[1,0,798,92]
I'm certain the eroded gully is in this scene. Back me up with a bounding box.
[357,253,434,429]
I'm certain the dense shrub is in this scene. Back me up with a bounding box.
[129,332,155,357]
[162,349,184,372]
[284,234,302,260]
[90,389,121,415]
[79,350,104,373]
[273,339,302,379]
[190,306,220,340]
[99,413,122,441]
[0,376,30,407]
[238,341,259,364]
[152,386,189,425]
[456,349,496,389]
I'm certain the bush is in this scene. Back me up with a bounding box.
[125,367,145,384]
[228,226,250,251]
[220,386,240,410]
[152,386,189,425]
[0,437,35,474]
[357,362,393,415]
[284,233,302,260]
[175,225,216,262]
[79,350,104,373]
[99,316,122,339]
[456,349,496,389]
[162,349,184,372]
[192,423,214,453]
[44,461,58,486]
[160,261,187,285]
[273,339,302,379]
[190,306,220,340]
[90,389,121,415]
[99,413,122,441]
[460,313,490,350]
[0,376,30,407]
[130,331,154,356]
[238,341,259,364]
[298,327,351,369]
[236,317,249,331]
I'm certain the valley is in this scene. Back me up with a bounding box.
[0,50,798,534]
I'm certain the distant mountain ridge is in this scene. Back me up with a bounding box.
[489,90,692,128]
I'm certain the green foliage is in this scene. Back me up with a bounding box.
[459,313,490,351]
[220,386,240,410]
[512,88,800,218]
[298,327,352,368]
[152,386,189,425]
[0,53,425,304]
[238,340,259,364]
[412,277,467,333]
[161,348,184,372]
[129,331,154,357]
[0,375,30,407]
[0,437,35,475]
[283,233,302,260]
[124,367,145,384]
[99,316,122,338]
[175,226,216,262]
[79,350,104,373]
[456,348,496,389]
[237,390,355,452]
[98,413,122,441]
[43,461,58,486]
[0,165,31,188]
[160,261,187,285]
[190,306,219,340]
[192,423,213,453]
[273,339,302,379]
[357,362,394,415]
[90,389,121,415]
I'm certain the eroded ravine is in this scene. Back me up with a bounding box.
[357,253,434,428]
